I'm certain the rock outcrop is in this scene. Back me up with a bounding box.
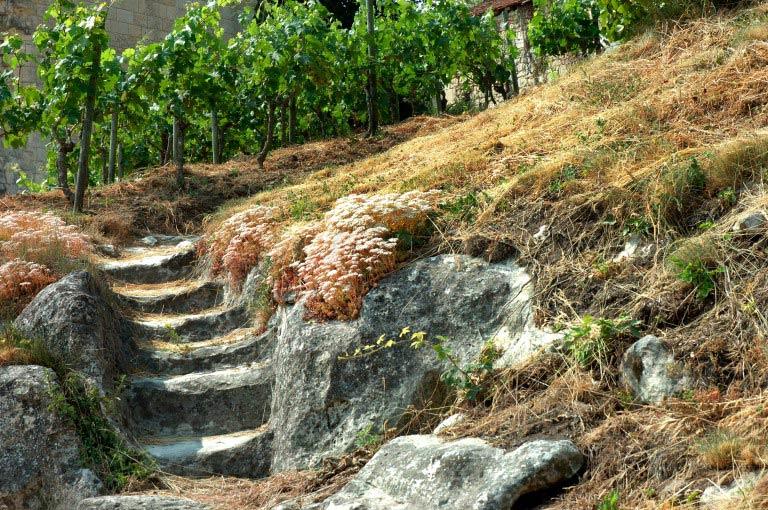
[77,495,211,510]
[270,255,538,471]
[0,365,100,510]
[14,271,133,391]
[621,335,693,404]
[303,436,584,510]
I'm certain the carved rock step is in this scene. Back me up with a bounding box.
[133,306,250,343]
[98,244,197,284]
[127,362,273,438]
[136,327,275,376]
[114,280,224,315]
[142,427,273,478]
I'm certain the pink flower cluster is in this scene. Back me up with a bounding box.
[205,191,438,319]
[0,259,57,313]
[206,206,278,287]
[323,191,439,232]
[297,227,398,320]
[294,191,438,320]
[0,211,91,260]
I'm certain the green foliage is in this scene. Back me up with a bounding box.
[622,215,651,237]
[529,0,602,56]
[430,337,501,401]
[0,324,154,490]
[47,371,155,490]
[354,423,383,448]
[343,327,500,402]
[163,324,182,343]
[3,0,516,191]
[597,489,620,510]
[548,164,581,194]
[670,257,724,300]
[438,191,488,222]
[0,35,40,147]
[563,315,640,368]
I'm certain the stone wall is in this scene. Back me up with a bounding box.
[0,0,244,194]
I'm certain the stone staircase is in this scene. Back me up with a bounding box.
[97,236,275,478]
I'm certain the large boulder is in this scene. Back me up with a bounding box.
[14,271,133,391]
[269,255,544,472]
[621,335,693,404]
[305,436,584,510]
[0,365,100,510]
[77,495,211,510]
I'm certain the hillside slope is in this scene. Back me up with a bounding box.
[170,4,768,509]
[5,4,768,509]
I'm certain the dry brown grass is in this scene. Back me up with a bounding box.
[1,115,459,245]
[177,7,768,509]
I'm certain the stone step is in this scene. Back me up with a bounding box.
[136,327,275,376]
[142,427,273,478]
[98,243,197,284]
[115,280,225,315]
[127,362,273,438]
[133,306,250,343]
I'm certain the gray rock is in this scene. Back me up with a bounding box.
[0,365,100,510]
[117,280,224,315]
[700,472,760,508]
[14,271,133,391]
[311,436,584,510]
[621,335,693,404]
[128,361,273,437]
[77,495,211,510]
[269,255,544,472]
[144,428,273,478]
[733,211,767,232]
[432,413,466,434]
[141,235,159,246]
[132,305,250,343]
[100,244,197,284]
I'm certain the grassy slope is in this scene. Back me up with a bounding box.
[9,4,768,508]
[0,116,459,244]
[183,5,768,509]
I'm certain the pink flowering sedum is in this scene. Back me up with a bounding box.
[0,259,57,314]
[0,211,91,260]
[205,191,438,319]
[205,206,279,287]
[294,190,438,320]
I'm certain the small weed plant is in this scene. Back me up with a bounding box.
[48,372,155,490]
[354,423,383,448]
[563,315,640,369]
[671,257,724,300]
[597,489,620,510]
[0,324,154,489]
[342,327,500,402]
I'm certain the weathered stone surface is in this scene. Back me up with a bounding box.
[117,280,224,315]
[137,327,275,376]
[700,472,761,509]
[270,255,542,472]
[145,428,273,478]
[128,361,273,438]
[0,365,100,510]
[77,495,211,510]
[307,436,584,510]
[432,413,466,434]
[14,271,133,391]
[133,306,250,343]
[733,210,767,232]
[621,335,693,404]
[100,244,197,284]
